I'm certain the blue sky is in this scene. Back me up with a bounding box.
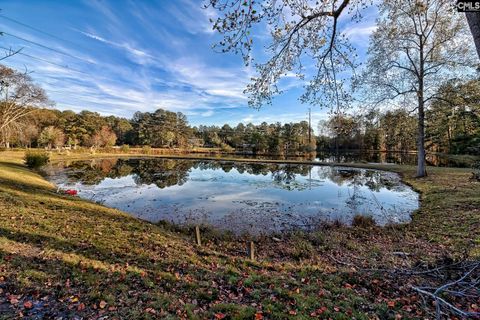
[0,0,377,128]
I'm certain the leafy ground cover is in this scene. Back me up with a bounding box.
[0,150,479,319]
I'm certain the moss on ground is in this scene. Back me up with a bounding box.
[0,150,479,319]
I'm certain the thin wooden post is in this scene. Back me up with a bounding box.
[247,241,255,261]
[195,226,201,246]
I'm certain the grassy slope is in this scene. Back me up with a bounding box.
[0,151,479,319]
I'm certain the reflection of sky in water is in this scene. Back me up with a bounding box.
[45,160,419,235]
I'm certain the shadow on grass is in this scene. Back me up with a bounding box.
[0,245,193,319]
[0,223,192,275]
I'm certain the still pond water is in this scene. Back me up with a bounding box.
[44,158,419,235]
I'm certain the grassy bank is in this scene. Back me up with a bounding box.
[0,151,479,319]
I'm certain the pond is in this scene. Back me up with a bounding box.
[43,158,419,235]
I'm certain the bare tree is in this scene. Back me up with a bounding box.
[0,65,48,147]
[207,0,370,109]
[360,0,475,177]
[0,45,22,61]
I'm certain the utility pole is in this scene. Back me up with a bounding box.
[308,108,311,144]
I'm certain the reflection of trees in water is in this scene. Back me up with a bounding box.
[63,159,315,189]
[316,151,418,165]
[64,158,190,188]
[62,159,402,194]
[65,158,133,185]
[269,165,311,190]
[130,159,190,189]
[317,150,475,167]
[316,167,400,192]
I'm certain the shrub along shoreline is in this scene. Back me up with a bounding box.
[0,150,479,318]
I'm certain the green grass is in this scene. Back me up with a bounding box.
[0,150,479,318]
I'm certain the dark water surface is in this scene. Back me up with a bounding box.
[198,151,478,168]
[44,158,419,234]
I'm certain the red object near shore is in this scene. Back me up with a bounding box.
[65,189,78,196]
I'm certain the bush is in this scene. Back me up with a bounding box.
[24,151,50,169]
[103,146,114,153]
[351,214,376,228]
[120,144,130,153]
[142,145,152,155]
[220,143,234,153]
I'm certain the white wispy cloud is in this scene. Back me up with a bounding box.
[76,29,156,65]
[166,57,250,101]
[167,0,217,35]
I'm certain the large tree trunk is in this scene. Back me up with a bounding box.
[417,99,426,177]
[417,37,427,178]
[466,13,480,59]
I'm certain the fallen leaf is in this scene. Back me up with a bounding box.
[9,297,19,305]
[99,300,107,309]
[145,307,156,314]
[214,313,226,319]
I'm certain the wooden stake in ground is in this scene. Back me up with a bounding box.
[247,241,255,261]
[195,226,201,246]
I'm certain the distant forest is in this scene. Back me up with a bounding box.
[2,107,317,155]
[2,95,479,156]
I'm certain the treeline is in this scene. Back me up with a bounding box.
[196,122,316,154]
[2,107,316,155]
[317,110,417,153]
[318,79,480,155]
